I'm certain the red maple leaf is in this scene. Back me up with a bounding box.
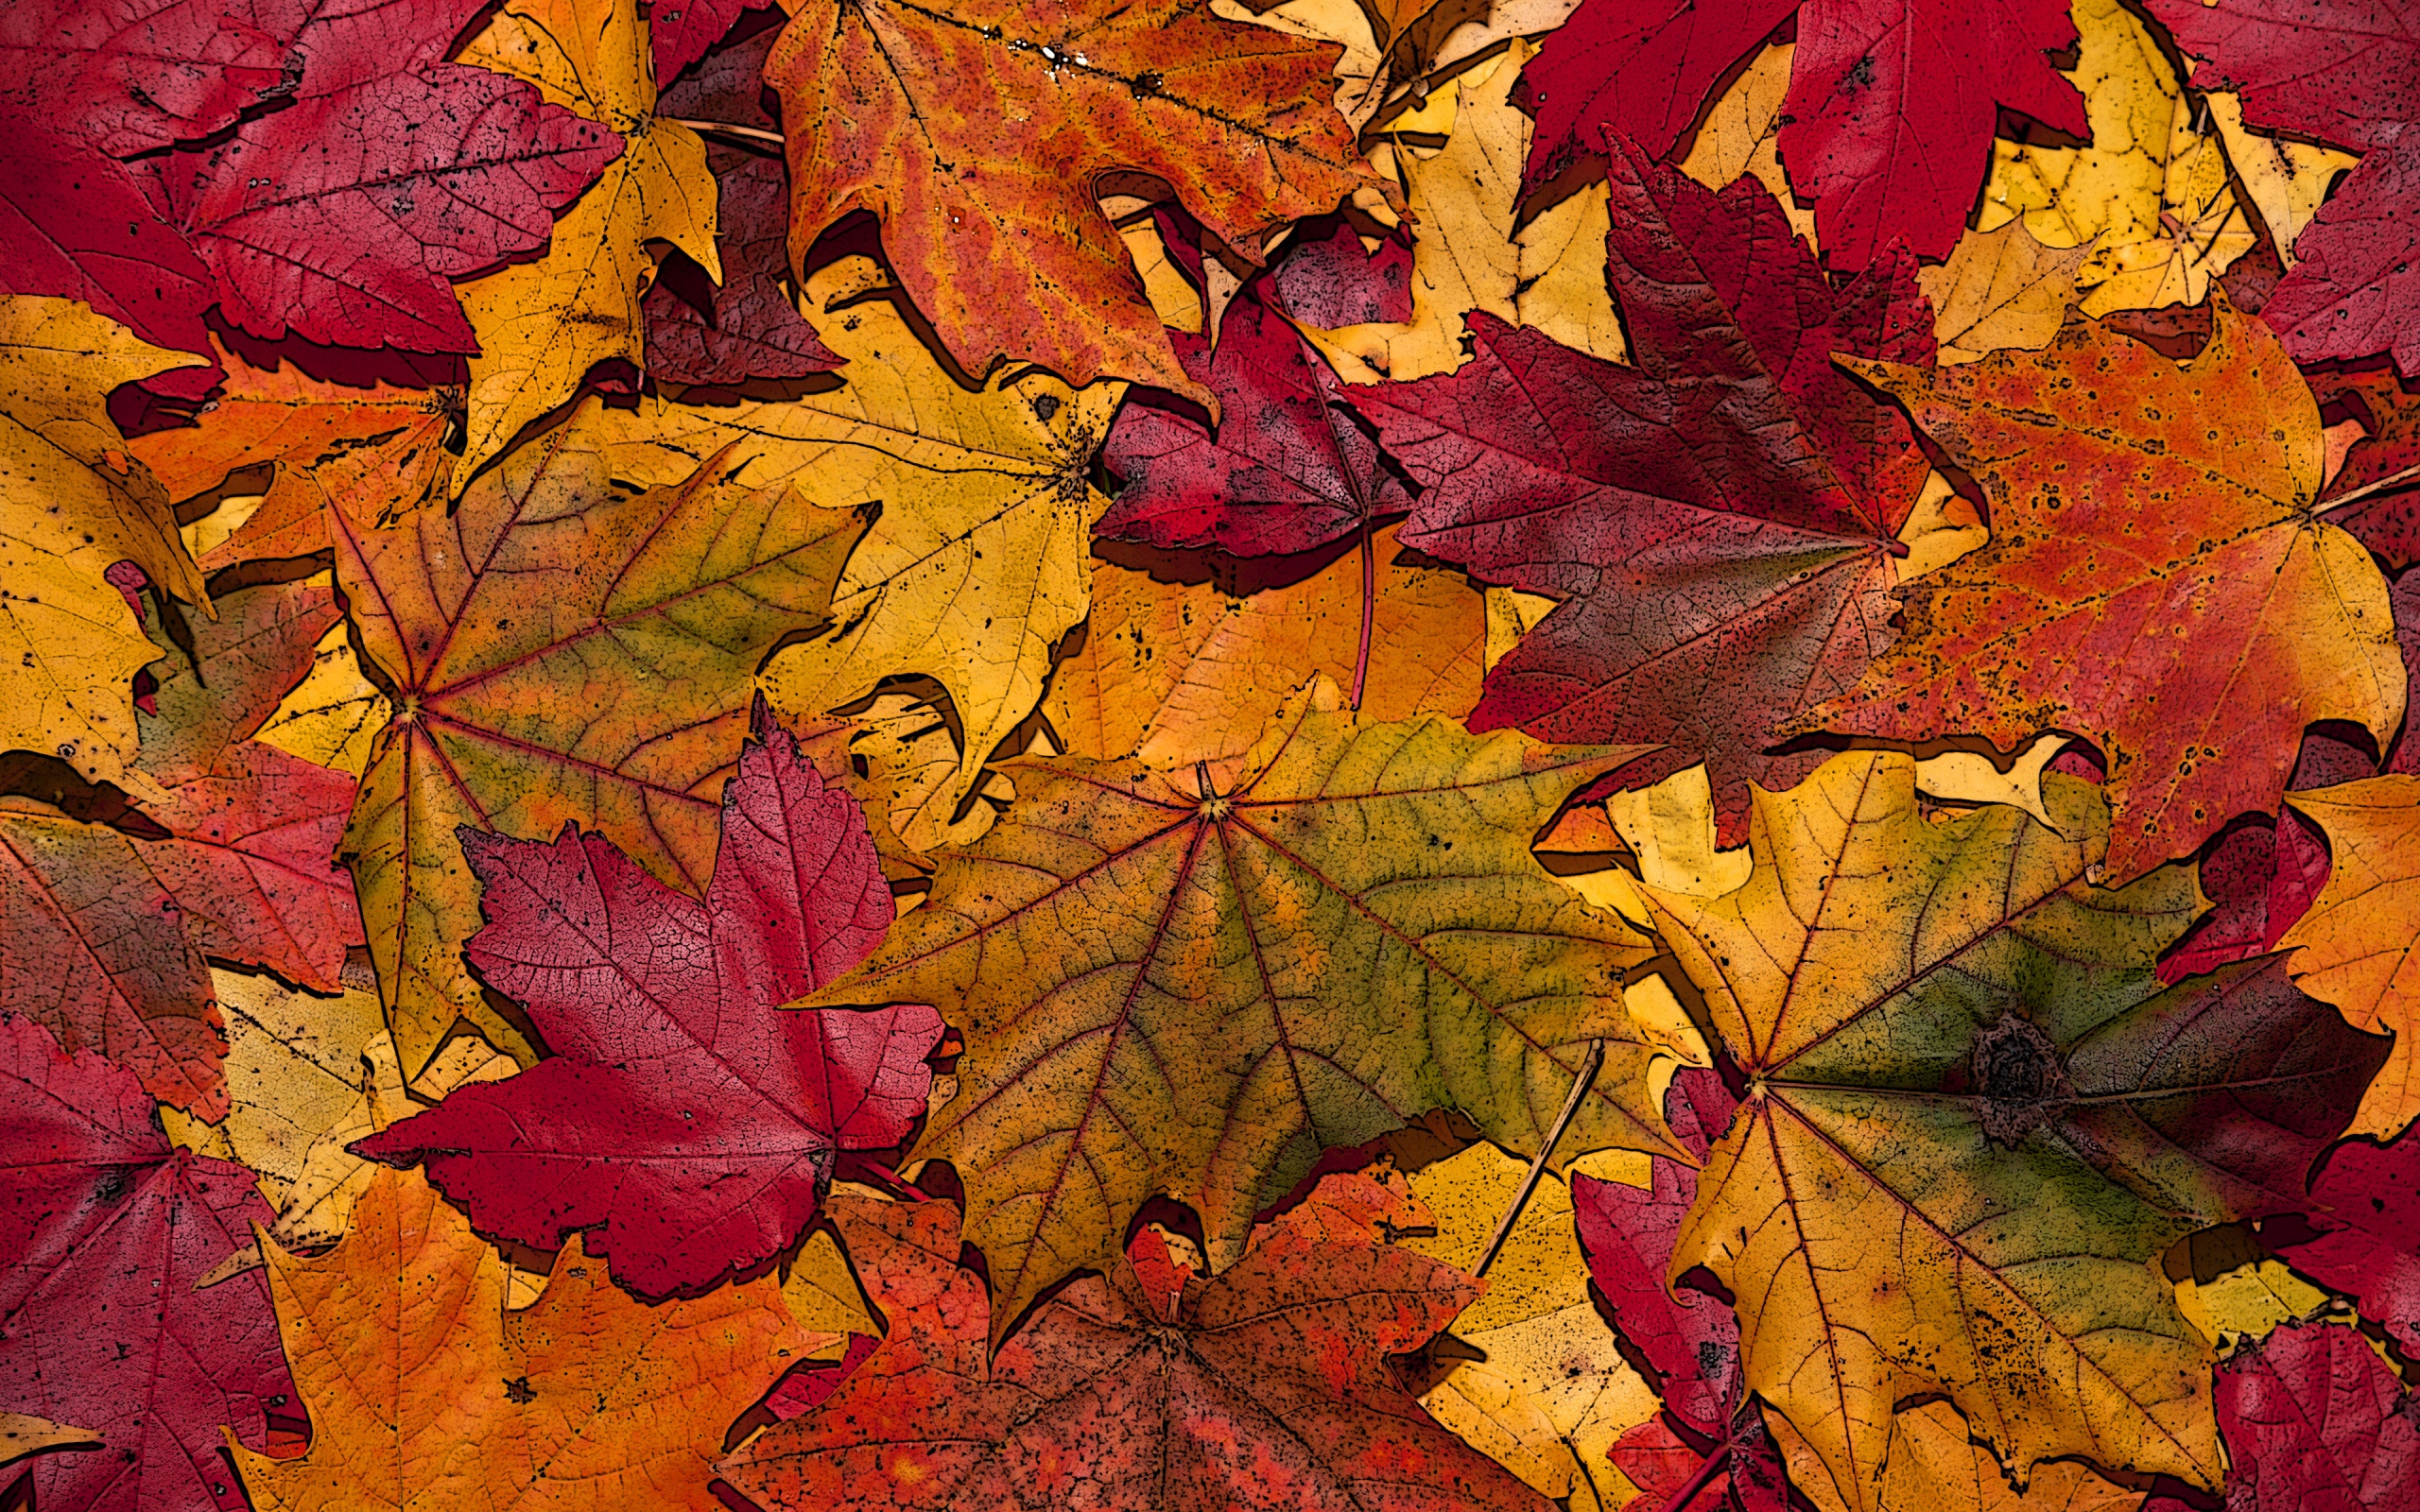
[717,1188,1551,1510]
[0,1011,293,1512]
[1098,284,1411,559]
[1356,138,1932,842]
[2212,1322,2420,1509]
[1518,0,2084,268]
[354,698,944,1298]
[2146,0,2420,376]
[142,0,622,352]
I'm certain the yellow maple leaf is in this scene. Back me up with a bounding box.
[0,298,213,791]
[456,0,718,480]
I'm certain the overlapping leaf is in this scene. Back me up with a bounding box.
[718,1188,1550,1510]
[1646,750,2387,1512]
[796,677,1682,1334]
[0,1011,292,1512]
[1357,139,1933,843]
[356,700,942,1297]
[230,1167,815,1511]
[333,398,865,1082]
[760,0,1376,401]
[1820,303,2405,881]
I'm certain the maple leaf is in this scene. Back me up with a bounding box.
[0,298,213,793]
[1644,749,2391,1512]
[2309,369,2420,568]
[2267,1129,2420,1354]
[1919,221,2094,365]
[0,793,228,1115]
[1573,1068,1740,1441]
[716,1191,1552,1510]
[141,0,624,354]
[2155,807,2328,986]
[1515,0,2086,267]
[125,344,458,571]
[1976,0,2258,318]
[1099,285,1410,559]
[1354,139,1933,844]
[452,0,720,478]
[760,0,1376,402]
[1387,1141,1662,1509]
[227,1166,815,1511]
[644,154,841,385]
[125,576,366,992]
[577,255,1123,840]
[0,117,218,373]
[0,1011,293,1512]
[1267,219,1414,328]
[332,398,866,1083]
[354,698,943,1297]
[794,676,1683,1335]
[2211,1322,2420,1511]
[1819,302,2405,882]
[1302,42,1629,384]
[2142,0,2420,375]
[0,0,288,158]
[1045,519,1484,765]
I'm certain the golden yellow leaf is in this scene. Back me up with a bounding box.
[2206,94,2360,271]
[1399,1142,1661,1511]
[0,1414,95,1474]
[2175,1259,2332,1352]
[455,0,718,480]
[252,603,389,780]
[0,298,212,791]
[231,1168,815,1512]
[1306,45,1530,383]
[1910,734,2071,831]
[1979,0,2253,315]
[174,968,386,1208]
[1514,185,1628,364]
[1782,1400,2151,1512]
[1920,222,2094,364]
[582,258,1123,828]
[1650,751,2235,1512]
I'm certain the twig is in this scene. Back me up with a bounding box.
[664,116,787,147]
[2320,458,2420,515]
[1473,1038,1606,1278]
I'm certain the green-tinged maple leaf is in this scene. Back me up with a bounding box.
[230,1166,815,1511]
[334,398,864,1082]
[794,676,1687,1337]
[1816,301,2404,883]
[1645,750,2388,1512]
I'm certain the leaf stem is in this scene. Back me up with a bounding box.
[1662,1443,1733,1512]
[2319,457,2420,515]
[838,1154,929,1201]
[1473,1038,1605,1278]
[1351,513,1375,711]
[664,116,787,146]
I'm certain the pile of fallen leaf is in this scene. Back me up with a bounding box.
[9,0,2420,1507]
